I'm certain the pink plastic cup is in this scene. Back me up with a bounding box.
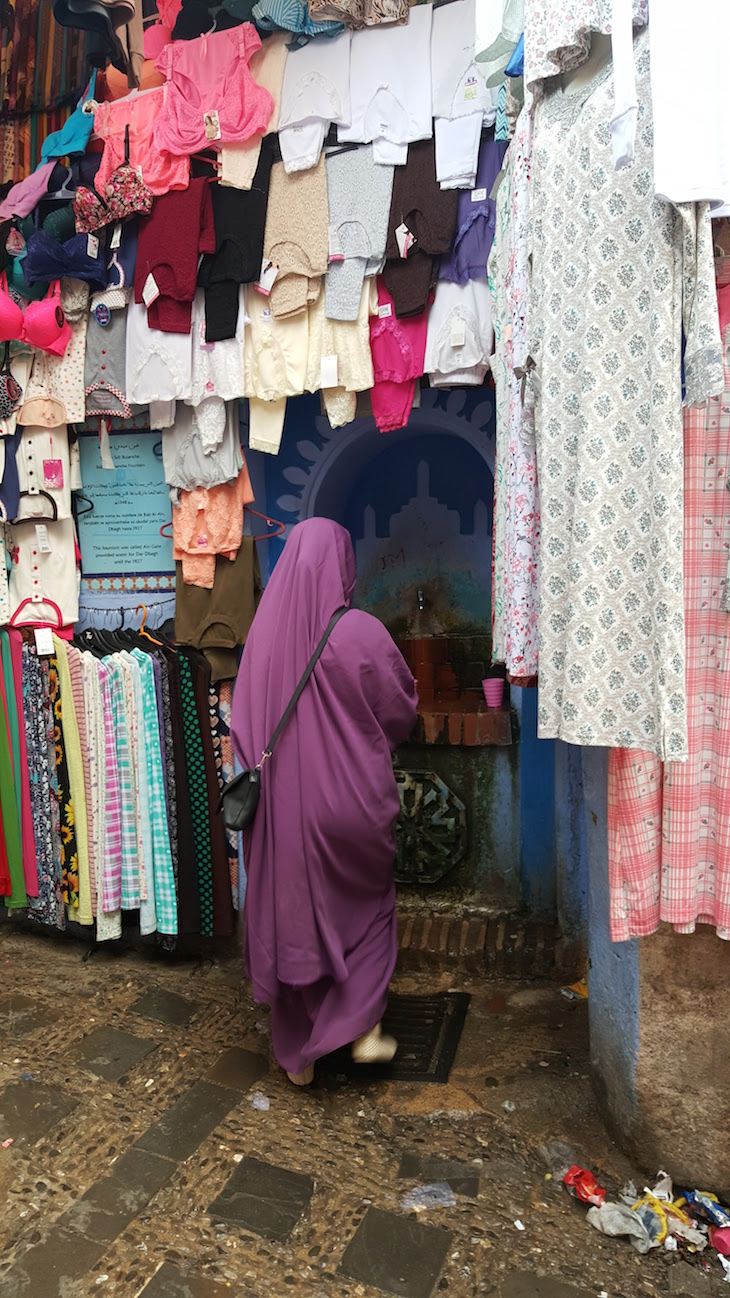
[482,678,504,709]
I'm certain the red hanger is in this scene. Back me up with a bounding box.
[9,597,64,629]
[245,505,286,542]
[160,520,173,538]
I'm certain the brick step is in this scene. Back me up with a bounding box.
[395,910,563,981]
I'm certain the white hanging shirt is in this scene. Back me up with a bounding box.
[432,0,495,123]
[14,424,72,520]
[125,301,193,404]
[425,277,494,386]
[278,30,352,173]
[188,288,246,408]
[338,5,433,151]
[6,516,80,628]
[650,0,730,209]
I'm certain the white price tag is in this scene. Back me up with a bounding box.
[471,187,487,203]
[451,317,466,348]
[34,626,55,655]
[328,224,344,263]
[378,302,392,319]
[87,233,99,258]
[320,354,339,389]
[395,222,416,259]
[110,222,123,249]
[35,523,52,553]
[254,259,278,296]
[142,273,160,307]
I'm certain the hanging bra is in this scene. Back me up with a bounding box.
[40,72,98,163]
[74,125,154,234]
[22,226,107,287]
[0,272,71,357]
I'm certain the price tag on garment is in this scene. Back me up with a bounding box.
[86,233,99,258]
[254,259,278,297]
[142,273,160,308]
[35,523,52,553]
[320,354,339,389]
[395,222,416,259]
[451,316,466,348]
[204,109,222,142]
[470,187,487,203]
[199,319,215,352]
[110,222,123,250]
[463,75,478,101]
[43,459,64,490]
[377,302,392,319]
[328,224,344,263]
[34,627,54,656]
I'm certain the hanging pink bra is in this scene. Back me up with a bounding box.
[0,273,72,357]
[74,125,154,234]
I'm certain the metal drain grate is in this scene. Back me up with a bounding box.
[318,992,471,1084]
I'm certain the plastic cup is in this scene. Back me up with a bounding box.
[482,678,504,709]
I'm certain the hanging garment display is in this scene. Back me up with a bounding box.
[277,29,352,174]
[219,32,288,191]
[383,138,459,318]
[607,291,730,942]
[526,29,722,758]
[152,24,274,155]
[488,106,540,683]
[324,144,394,323]
[263,156,329,319]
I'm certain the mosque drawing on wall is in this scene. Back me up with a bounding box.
[353,459,492,637]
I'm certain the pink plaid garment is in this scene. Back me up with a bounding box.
[608,300,730,942]
[97,663,123,913]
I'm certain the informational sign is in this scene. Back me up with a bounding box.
[77,432,173,577]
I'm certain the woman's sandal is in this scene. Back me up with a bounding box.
[351,1022,398,1064]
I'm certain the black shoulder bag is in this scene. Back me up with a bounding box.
[219,607,348,832]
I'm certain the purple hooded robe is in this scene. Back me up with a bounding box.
[230,518,418,1074]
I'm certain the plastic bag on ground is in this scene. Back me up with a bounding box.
[401,1183,457,1213]
[586,1202,659,1254]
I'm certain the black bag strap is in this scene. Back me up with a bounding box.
[256,606,347,770]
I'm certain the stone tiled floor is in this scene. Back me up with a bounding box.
[0,928,693,1297]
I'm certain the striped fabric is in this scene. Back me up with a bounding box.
[608,318,730,942]
[104,661,139,910]
[133,649,177,936]
[68,645,96,918]
[120,652,155,934]
[80,653,99,917]
[95,660,122,941]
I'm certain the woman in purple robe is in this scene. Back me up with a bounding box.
[231,518,418,1085]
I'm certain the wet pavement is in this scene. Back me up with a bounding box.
[0,927,713,1297]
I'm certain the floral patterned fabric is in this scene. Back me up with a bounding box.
[23,645,64,930]
[208,680,239,911]
[524,0,648,98]
[489,106,540,683]
[527,31,723,759]
[48,657,79,910]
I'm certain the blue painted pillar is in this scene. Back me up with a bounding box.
[517,688,556,915]
[582,747,639,1129]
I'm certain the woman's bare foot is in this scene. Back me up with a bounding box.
[352,1021,398,1064]
[286,1064,315,1086]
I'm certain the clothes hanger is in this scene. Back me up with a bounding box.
[135,601,165,647]
[12,489,59,523]
[245,504,286,541]
[159,520,173,538]
[8,596,64,630]
[74,491,94,517]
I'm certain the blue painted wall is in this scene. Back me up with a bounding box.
[582,747,639,1122]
